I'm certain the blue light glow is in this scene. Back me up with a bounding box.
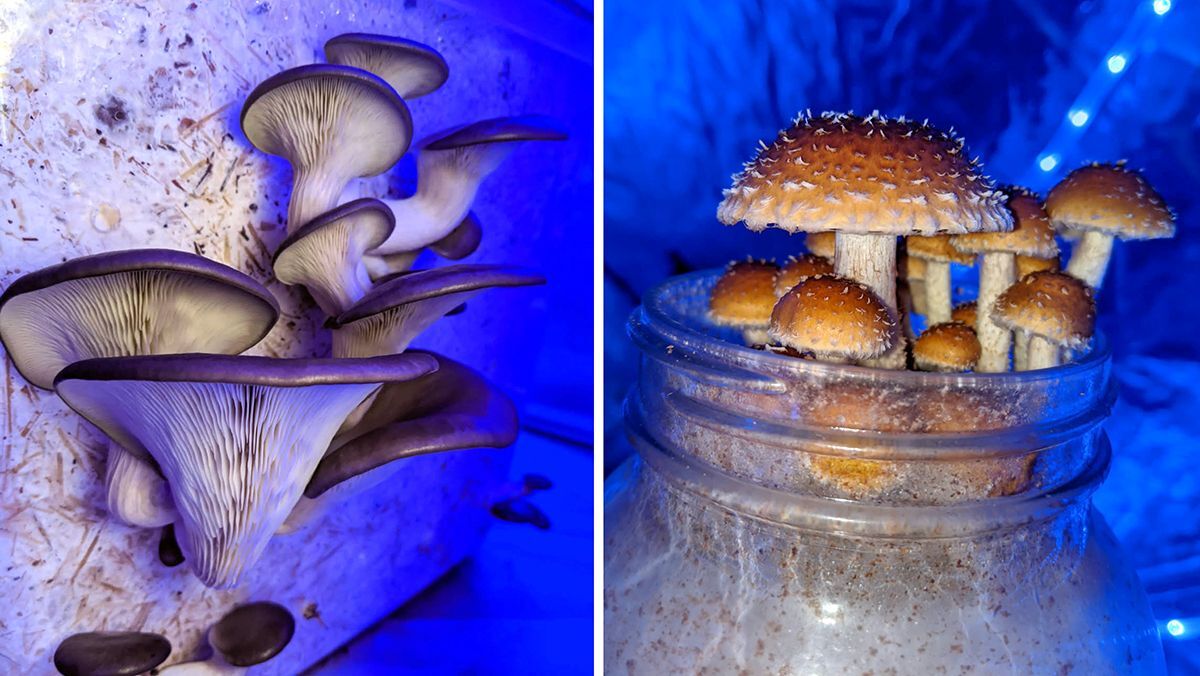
[1107,53,1128,73]
[1038,154,1059,172]
[1167,619,1186,637]
[1153,0,1171,16]
[1069,110,1090,127]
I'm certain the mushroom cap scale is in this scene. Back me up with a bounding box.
[952,188,1058,257]
[768,274,897,359]
[907,235,975,265]
[53,631,171,676]
[717,111,1012,236]
[210,601,295,667]
[913,321,981,372]
[1045,163,1174,240]
[422,114,568,151]
[324,33,448,99]
[774,254,834,298]
[708,260,778,327]
[0,248,279,389]
[991,271,1096,348]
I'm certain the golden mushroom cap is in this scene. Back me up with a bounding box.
[1045,163,1174,241]
[992,271,1096,348]
[950,300,977,326]
[908,234,975,265]
[717,111,1012,236]
[953,187,1059,257]
[708,260,779,328]
[1016,254,1060,278]
[803,231,836,258]
[913,321,981,372]
[768,274,897,359]
[774,253,835,298]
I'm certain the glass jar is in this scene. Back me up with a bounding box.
[604,270,1165,675]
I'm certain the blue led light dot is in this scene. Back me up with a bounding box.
[1069,110,1090,127]
[1107,54,1128,74]
[1153,0,1171,16]
[1039,154,1059,172]
[1166,619,1185,637]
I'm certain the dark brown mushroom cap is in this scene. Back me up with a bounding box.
[0,249,279,389]
[774,254,834,298]
[717,111,1012,235]
[240,64,412,176]
[210,601,295,667]
[991,271,1096,348]
[912,321,981,372]
[422,114,568,150]
[306,353,518,497]
[1045,163,1174,240]
[272,198,396,266]
[907,234,975,265]
[950,300,977,326]
[324,33,449,99]
[708,260,779,327]
[952,187,1058,257]
[53,631,171,676]
[429,212,483,260]
[768,274,897,359]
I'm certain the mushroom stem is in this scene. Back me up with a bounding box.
[288,168,349,233]
[1027,335,1061,370]
[976,252,1016,372]
[1013,330,1031,371]
[106,442,177,528]
[1065,229,1115,289]
[834,232,904,368]
[923,260,952,324]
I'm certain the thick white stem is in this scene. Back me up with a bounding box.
[1014,330,1031,371]
[976,252,1016,372]
[1065,230,1115,289]
[106,442,176,528]
[924,260,952,324]
[1027,335,1061,370]
[835,232,904,369]
[288,169,347,234]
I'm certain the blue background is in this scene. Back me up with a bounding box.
[604,0,1200,669]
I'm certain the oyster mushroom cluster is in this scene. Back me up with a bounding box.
[713,111,1175,375]
[0,33,558,590]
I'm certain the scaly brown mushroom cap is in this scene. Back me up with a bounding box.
[773,254,834,298]
[1045,163,1174,240]
[951,301,977,326]
[1016,254,1059,278]
[992,271,1096,348]
[803,231,836,258]
[952,187,1059,257]
[717,111,1011,235]
[907,235,975,265]
[708,260,778,328]
[913,321,981,372]
[768,275,896,359]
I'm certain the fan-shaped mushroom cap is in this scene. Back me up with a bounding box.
[768,275,897,360]
[324,33,448,99]
[0,249,278,390]
[773,254,834,298]
[1045,163,1174,241]
[54,631,171,676]
[105,443,176,528]
[991,271,1096,348]
[54,352,437,588]
[907,235,975,264]
[429,212,483,260]
[210,602,295,667]
[306,353,518,497]
[1016,254,1059,278]
[372,115,568,258]
[240,64,412,233]
[951,301,977,326]
[913,322,980,372]
[330,264,545,358]
[717,111,1011,235]
[952,187,1058,257]
[272,198,395,316]
[708,260,778,328]
[803,231,836,258]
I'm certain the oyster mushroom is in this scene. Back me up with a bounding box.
[367,116,568,266]
[1047,162,1174,289]
[906,235,974,324]
[952,187,1058,372]
[105,443,175,528]
[53,631,171,676]
[54,352,437,588]
[773,253,833,298]
[912,322,980,372]
[272,198,395,316]
[324,33,448,99]
[240,64,412,233]
[717,111,1011,369]
[429,212,484,260]
[707,260,779,346]
[158,602,295,674]
[329,264,545,358]
[991,271,1095,370]
[767,274,897,364]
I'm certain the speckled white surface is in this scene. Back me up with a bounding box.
[0,0,590,672]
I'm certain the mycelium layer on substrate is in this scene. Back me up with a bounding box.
[717,110,1012,369]
[54,352,438,589]
[0,249,280,530]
